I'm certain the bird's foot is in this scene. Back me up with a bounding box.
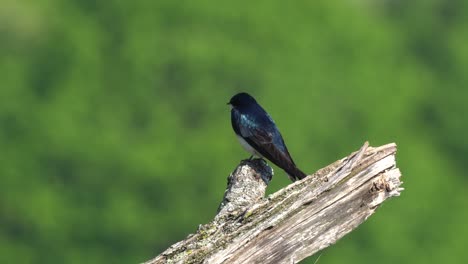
[240,155,255,163]
[241,156,268,163]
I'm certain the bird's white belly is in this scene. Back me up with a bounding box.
[236,135,263,158]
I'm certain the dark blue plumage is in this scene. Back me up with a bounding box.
[228,92,307,181]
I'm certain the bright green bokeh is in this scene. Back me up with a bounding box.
[1,0,467,263]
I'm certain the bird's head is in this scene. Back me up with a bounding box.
[227,92,257,109]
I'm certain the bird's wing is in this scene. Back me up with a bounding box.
[236,114,296,168]
[237,115,273,144]
[232,110,306,181]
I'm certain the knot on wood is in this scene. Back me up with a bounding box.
[371,176,392,192]
[366,168,403,209]
[370,169,403,195]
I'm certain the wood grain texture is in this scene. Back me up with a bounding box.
[144,142,403,264]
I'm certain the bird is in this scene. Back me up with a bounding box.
[228,92,307,181]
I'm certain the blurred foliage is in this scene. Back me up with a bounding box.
[1,0,467,263]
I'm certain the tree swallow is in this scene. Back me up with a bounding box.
[228,92,307,181]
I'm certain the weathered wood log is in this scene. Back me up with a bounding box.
[144,142,403,264]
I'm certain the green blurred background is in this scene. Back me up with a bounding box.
[1,0,467,263]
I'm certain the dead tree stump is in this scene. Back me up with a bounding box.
[144,142,403,264]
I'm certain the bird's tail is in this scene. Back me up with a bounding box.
[285,166,307,182]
